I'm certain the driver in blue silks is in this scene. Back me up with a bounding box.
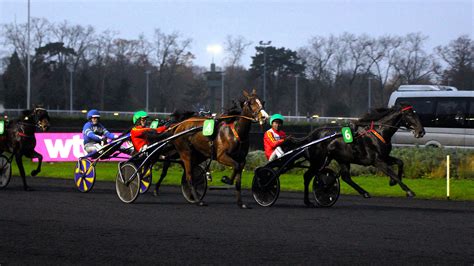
[82,109,116,153]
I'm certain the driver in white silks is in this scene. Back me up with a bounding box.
[263,114,287,161]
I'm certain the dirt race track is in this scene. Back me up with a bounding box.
[1,177,473,265]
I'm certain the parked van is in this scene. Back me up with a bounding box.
[388,85,474,149]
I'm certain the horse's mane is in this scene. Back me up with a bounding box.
[357,107,395,123]
[170,109,198,123]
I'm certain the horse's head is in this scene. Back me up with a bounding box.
[241,89,269,125]
[33,106,50,132]
[398,103,425,138]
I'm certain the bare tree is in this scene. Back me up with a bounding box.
[436,35,473,90]
[223,35,252,68]
[392,33,440,85]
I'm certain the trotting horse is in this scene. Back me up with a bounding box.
[0,107,50,190]
[283,103,425,206]
[171,89,269,208]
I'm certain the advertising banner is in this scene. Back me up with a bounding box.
[34,133,129,162]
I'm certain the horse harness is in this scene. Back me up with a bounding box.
[356,105,414,144]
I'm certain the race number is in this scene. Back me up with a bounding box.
[203,120,215,136]
[342,127,353,143]
[0,120,4,135]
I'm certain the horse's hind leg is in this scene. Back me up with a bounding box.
[15,154,31,191]
[153,161,170,197]
[339,162,370,198]
[387,156,403,187]
[375,160,415,197]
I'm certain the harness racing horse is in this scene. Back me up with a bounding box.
[0,107,50,190]
[283,103,425,206]
[172,89,269,208]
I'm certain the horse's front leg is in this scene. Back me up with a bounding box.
[339,162,370,198]
[15,154,31,191]
[386,156,403,187]
[303,166,318,207]
[218,153,249,209]
[374,160,415,197]
[29,150,43,177]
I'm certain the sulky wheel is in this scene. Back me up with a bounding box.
[0,155,12,189]
[312,168,340,207]
[181,164,208,204]
[252,167,280,207]
[116,162,141,204]
[139,166,153,194]
[74,158,96,193]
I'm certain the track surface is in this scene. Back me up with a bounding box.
[1,177,473,265]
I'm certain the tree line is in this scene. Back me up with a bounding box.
[1,18,472,117]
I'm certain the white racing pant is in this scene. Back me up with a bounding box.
[84,143,103,154]
[269,147,284,161]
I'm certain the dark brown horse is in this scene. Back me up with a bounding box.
[0,107,50,190]
[283,103,425,206]
[172,89,269,208]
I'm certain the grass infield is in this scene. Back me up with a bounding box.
[11,160,474,201]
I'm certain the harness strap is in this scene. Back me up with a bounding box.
[224,122,240,142]
[401,106,413,112]
[366,121,386,144]
[18,132,30,138]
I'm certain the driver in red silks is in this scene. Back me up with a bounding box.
[130,111,167,152]
[263,114,287,161]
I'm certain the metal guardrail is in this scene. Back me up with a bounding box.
[3,109,358,124]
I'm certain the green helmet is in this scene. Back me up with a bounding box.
[133,110,148,124]
[270,114,285,125]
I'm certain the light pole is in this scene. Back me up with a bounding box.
[26,0,31,109]
[145,70,151,112]
[295,75,299,117]
[69,67,74,112]
[259,41,271,103]
[221,72,225,111]
[368,76,373,111]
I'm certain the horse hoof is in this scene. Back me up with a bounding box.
[31,170,39,177]
[389,179,397,186]
[363,193,371,198]
[239,204,251,209]
[221,176,233,185]
[196,201,208,207]
[406,191,416,198]
[304,200,316,208]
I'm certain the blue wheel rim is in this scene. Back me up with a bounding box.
[74,159,95,192]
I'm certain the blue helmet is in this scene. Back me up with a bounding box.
[87,109,101,120]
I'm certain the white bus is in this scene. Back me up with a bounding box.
[388,85,474,149]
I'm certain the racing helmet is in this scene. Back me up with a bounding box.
[87,109,100,120]
[269,114,285,125]
[133,110,148,124]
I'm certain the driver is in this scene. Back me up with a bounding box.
[130,110,167,152]
[82,109,117,153]
[264,114,287,161]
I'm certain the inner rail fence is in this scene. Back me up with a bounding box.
[3,108,358,125]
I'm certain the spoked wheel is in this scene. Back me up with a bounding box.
[252,167,280,207]
[139,166,153,194]
[74,158,96,193]
[0,155,12,189]
[181,164,208,204]
[116,162,141,204]
[312,168,340,207]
